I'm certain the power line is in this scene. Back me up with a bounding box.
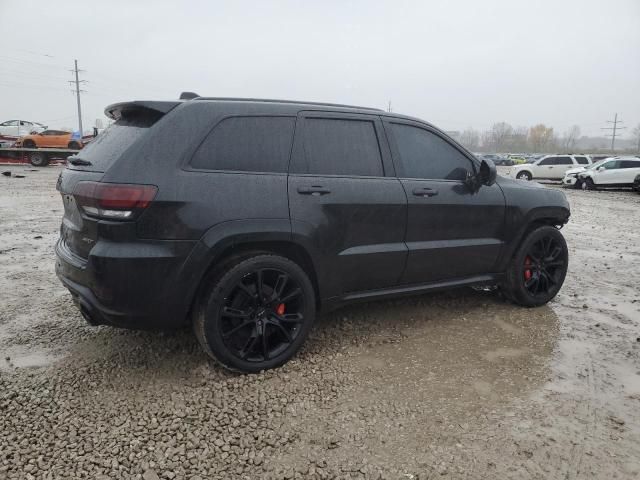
[601,113,626,151]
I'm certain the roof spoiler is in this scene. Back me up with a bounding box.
[104,101,180,120]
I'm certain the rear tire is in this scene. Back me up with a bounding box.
[516,171,532,181]
[29,152,49,167]
[22,140,36,149]
[194,254,316,373]
[502,226,568,307]
[68,141,81,150]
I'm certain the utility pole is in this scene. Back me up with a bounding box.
[69,60,87,135]
[601,113,626,151]
[387,100,392,113]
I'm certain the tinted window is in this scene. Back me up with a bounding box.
[538,157,556,166]
[621,160,640,168]
[297,118,383,176]
[575,156,589,164]
[557,156,573,165]
[70,110,161,172]
[191,116,295,173]
[390,124,473,180]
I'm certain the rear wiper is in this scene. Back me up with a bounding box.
[69,158,92,166]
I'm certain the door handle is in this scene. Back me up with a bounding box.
[297,185,331,196]
[412,187,439,197]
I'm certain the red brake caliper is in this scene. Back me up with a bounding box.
[524,256,533,281]
[276,303,286,316]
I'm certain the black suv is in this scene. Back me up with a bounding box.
[56,95,570,372]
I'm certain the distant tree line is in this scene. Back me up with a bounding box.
[455,122,640,154]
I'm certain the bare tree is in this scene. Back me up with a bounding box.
[459,128,480,150]
[561,125,581,152]
[632,124,640,153]
[528,124,555,152]
[485,122,513,152]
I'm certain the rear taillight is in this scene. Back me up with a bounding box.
[73,181,157,220]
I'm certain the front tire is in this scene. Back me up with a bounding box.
[68,141,81,150]
[516,171,532,181]
[582,177,596,190]
[502,226,568,307]
[194,254,316,373]
[22,139,36,149]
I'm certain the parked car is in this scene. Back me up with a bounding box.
[493,158,514,166]
[0,120,46,137]
[55,95,570,372]
[508,154,592,181]
[562,159,606,188]
[577,157,640,190]
[633,174,640,193]
[15,130,81,149]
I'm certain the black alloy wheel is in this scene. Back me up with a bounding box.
[219,268,304,362]
[521,236,566,297]
[502,225,568,307]
[195,254,316,372]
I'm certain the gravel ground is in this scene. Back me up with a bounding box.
[1,166,639,479]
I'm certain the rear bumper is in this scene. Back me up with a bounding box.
[55,238,196,330]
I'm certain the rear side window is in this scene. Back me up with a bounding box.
[575,156,589,164]
[621,160,640,168]
[390,123,473,180]
[295,118,383,176]
[191,116,295,173]
[557,156,572,165]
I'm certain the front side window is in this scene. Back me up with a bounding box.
[538,157,556,166]
[296,118,383,176]
[602,160,620,170]
[390,123,473,180]
[191,116,295,173]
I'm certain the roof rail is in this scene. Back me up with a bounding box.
[190,96,383,112]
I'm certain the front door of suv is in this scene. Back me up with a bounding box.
[384,120,505,284]
[288,112,408,299]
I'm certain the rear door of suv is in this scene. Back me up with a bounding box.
[288,111,408,299]
[383,119,505,284]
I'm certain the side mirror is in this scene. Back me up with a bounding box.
[597,166,604,172]
[479,159,497,186]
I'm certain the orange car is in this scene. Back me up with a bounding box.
[16,130,82,150]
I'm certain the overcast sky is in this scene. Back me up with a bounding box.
[1,0,638,137]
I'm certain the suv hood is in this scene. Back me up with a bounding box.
[565,166,586,175]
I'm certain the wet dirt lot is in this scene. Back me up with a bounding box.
[1,166,639,480]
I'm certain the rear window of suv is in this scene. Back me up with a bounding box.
[575,156,589,164]
[70,110,160,172]
[191,116,295,173]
